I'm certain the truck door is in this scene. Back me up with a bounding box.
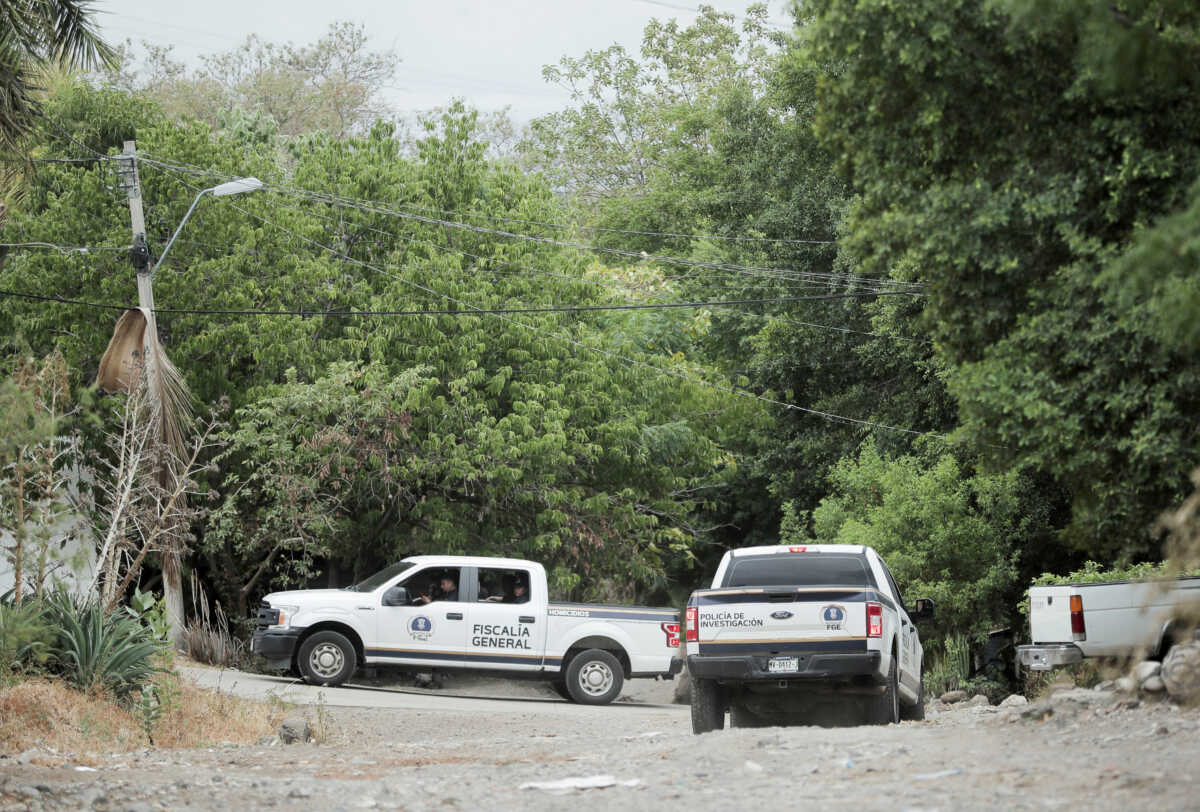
[464,566,546,671]
[876,558,920,696]
[373,565,469,667]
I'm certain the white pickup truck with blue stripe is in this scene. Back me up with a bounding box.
[251,555,681,704]
[685,544,934,732]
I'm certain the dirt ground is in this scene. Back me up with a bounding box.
[1,679,1197,811]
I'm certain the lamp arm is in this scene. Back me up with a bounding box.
[150,188,211,277]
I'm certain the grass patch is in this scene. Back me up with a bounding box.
[0,672,289,754]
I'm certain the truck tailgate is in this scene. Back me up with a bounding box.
[1028,586,1076,643]
[692,587,870,653]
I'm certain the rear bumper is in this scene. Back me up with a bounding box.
[251,630,303,670]
[687,650,882,682]
[1017,643,1083,671]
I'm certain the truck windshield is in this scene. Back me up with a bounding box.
[350,561,416,592]
[723,553,874,588]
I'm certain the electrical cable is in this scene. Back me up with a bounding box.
[147,162,948,441]
[0,242,128,254]
[140,150,846,252]
[0,286,913,317]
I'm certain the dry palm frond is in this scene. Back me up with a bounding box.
[97,307,192,461]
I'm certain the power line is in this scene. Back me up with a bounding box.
[149,162,947,442]
[0,287,916,317]
[253,178,918,293]
[135,152,865,267]
[0,242,128,254]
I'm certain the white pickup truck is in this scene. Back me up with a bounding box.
[250,555,682,704]
[1017,575,1200,670]
[684,544,934,733]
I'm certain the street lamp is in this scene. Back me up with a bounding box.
[150,176,264,277]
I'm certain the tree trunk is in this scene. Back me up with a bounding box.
[162,548,186,649]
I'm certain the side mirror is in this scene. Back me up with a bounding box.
[912,598,935,621]
[382,586,408,607]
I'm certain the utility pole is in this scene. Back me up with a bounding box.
[119,140,185,645]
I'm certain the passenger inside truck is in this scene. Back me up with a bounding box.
[478,568,530,603]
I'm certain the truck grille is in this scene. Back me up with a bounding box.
[256,601,280,631]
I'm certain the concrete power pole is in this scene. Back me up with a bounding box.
[120,140,185,645]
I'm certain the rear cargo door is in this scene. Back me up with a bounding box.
[695,552,873,659]
[1028,586,1076,644]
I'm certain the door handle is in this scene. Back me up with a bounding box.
[446,612,463,620]
[519,616,535,623]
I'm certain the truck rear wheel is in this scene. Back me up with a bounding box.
[298,630,355,687]
[690,677,726,734]
[870,655,900,724]
[565,649,624,705]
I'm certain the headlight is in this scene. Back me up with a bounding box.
[270,605,300,629]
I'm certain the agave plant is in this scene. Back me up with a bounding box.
[41,590,164,697]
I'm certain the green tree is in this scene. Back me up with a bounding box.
[796,0,1200,559]
[0,0,114,149]
[787,445,1026,645]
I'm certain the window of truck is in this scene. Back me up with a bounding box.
[476,568,532,603]
[351,561,417,592]
[722,553,876,588]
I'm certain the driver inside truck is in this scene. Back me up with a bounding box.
[416,571,458,604]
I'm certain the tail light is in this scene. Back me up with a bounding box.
[661,622,681,648]
[685,606,699,642]
[1069,594,1086,641]
[788,546,807,553]
[866,602,883,638]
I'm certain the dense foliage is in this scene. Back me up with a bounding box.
[2,3,1197,648]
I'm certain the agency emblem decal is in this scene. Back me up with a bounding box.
[822,605,845,630]
[409,615,433,641]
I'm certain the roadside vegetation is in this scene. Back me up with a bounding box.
[2,0,1199,717]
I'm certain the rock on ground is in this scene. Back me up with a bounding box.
[1162,642,1200,703]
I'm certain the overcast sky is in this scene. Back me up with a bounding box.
[96,0,793,122]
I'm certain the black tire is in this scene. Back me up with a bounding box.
[729,702,771,728]
[564,649,624,705]
[550,681,573,701]
[900,674,925,721]
[690,677,726,734]
[297,630,356,687]
[871,653,900,725]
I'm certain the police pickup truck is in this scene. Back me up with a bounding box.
[685,544,934,732]
[251,555,681,704]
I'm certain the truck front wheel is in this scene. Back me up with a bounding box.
[900,673,925,721]
[690,677,726,734]
[565,649,624,705]
[298,630,356,687]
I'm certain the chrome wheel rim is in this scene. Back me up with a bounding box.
[577,660,614,697]
[309,642,345,679]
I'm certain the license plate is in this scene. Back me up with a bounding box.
[768,656,799,673]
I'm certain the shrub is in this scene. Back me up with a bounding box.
[924,633,971,697]
[181,572,247,668]
[41,591,164,698]
[0,599,56,677]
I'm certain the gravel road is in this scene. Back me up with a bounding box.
[2,669,1198,811]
